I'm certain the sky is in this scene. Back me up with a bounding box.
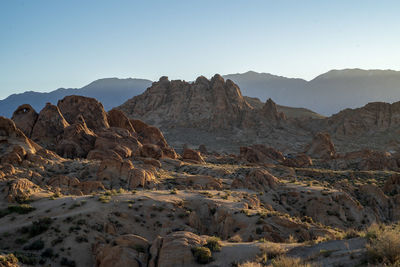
[1,0,400,99]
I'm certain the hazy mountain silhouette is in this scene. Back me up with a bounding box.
[224,69,400,115]
[0,78,152,118]
[2,69,400,118]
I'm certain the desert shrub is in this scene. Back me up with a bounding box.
[366,225,400,264]
[14,252,37,265]
[98,195,111,203]
[270,256,313,267]
[205,236,222,252]
[21,217,53,237]
[260,243,286,261]
[8,204,35,214]
[60,257,76,267]
[41,248,54,258]
[191,246,212,264]
[24,239,45,250]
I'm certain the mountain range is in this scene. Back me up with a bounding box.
[2,69,400,117]
[225,69,400,115]
[0,78,152,118]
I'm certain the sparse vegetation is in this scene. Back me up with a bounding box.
[192,246,212,264]
[205,236,222,252]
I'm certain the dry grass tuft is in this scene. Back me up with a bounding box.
[365,224,400,265]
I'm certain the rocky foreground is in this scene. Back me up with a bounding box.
[0,94,399,267]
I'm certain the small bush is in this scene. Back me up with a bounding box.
[205,236,222,252]
[366,226,400,264]
[191,246,212,264]
[21,217,53,237]
[60,257,76,267]
[8,204,36,214]
[14,252,37,265]
[260,243,286,261]
[270,256,313,267]
[24,239,45,250]
[41,248,54,258]
[98,195,111,203]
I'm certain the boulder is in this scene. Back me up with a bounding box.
[31,103,69,150]
[182,148,205,164]
[107,109,136,134]
[240,144,284,164]
[6,178,41,203]
[95,234,149,267]
[231,169,279,191]
[151,231,205,267]
[11,104,38,137]
[57,95,109,130]
[304,132,336,159]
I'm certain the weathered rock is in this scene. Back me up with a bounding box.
[231,169,279,191]
[56,116,97,158]
[107,109,136,134]
[140,144,163,159]
[95,234,149,267]
[182,148,205,164]
[11,104,38,137]
[283,153,313,167]
[57,95,109,130]
[131,119,177,159]
[31,103,69,149]
[240,144,284,164]
[128,168,156,189]
[152,231,204,267]
[6,178,41,203]
[304,132,336,159]
[384,174,400,195]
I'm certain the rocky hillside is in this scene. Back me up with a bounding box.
[119,75,400,154]
[1,95,400,266]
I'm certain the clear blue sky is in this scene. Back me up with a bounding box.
[1,0,400,99]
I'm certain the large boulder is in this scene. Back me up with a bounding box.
[0,117,42,164]
[231,169,279,191]
[31,103,70,150]
[240,144,284,164]
[11,104,38,137]
[95,234,150,267]
[107,109,136,134]
[56,115,97,158]
[6,178,41,203]
[149,231,205,267]
[57,95,109,130]
[131,119,177,159]
[304,132,336,159]
[182,148,205,164]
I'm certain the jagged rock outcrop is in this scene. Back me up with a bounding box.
[149,231,205,267]
[0,117,42,164]
[94,234,150,267]
[57,95,109,130]
[327,101,400,137]
[182,148,205,164]
[107,108,136,134]
[11,104,38,137]
[282,153,313,167]
[119,75,286,132]
[231,169,279,191]
[56,115,97,158]
[240,144,284,164]
[31,103,70,150]
[10,96,176,161]
[304,132,336,159]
